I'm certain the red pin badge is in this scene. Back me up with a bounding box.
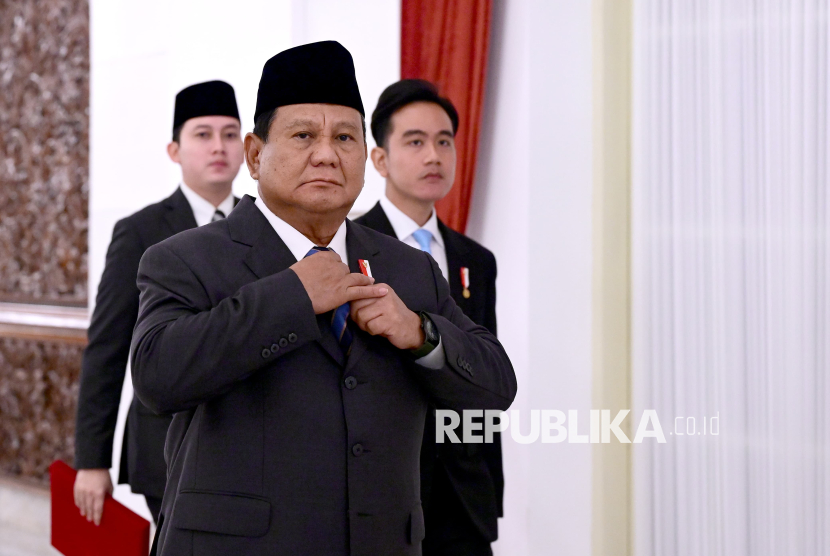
[461,267,471,298]
[358,259,373,278]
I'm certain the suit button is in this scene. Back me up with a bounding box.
[279,337,289,348]
[288,333,298,343]
[352,444,364,456]
[261,348,271,359]
[344,376,358,390]
[270,343,280,352]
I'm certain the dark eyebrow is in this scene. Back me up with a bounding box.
[283,119,360,133]
[221,123,240,131]
[402,129,454,138]
[284,119,318,129]
[336,121,360,132]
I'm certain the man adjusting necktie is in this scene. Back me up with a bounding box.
[130,41,516,556]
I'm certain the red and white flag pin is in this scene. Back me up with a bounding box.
[461,267,471,298]
[358,259,373,278]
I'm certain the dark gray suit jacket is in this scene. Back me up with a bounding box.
[131,196,516,556]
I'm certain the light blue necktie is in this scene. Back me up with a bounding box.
[305,246,352,354]
[412,229,433,255]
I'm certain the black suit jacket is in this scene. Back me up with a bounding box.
[355,202,503,542]
[75,187,199,497]
[131,196,516,556]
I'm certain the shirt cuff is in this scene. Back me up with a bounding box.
[414,337,446,369]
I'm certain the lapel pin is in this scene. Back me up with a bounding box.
[358,259,373,278]
[461,267,471,298]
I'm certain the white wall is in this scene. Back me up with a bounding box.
[469,1,595,554]
[89,0,399,519]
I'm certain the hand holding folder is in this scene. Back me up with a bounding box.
[50,460,151,556]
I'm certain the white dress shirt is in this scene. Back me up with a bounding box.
[180,182,235,227]
[254,195,445,368]
[379,196,449,280]
[254,196,348,261]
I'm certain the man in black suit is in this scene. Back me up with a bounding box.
[355,79,501,556]
[73,81,243,525]
[131,41,515,556]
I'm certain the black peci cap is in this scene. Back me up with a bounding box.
[254,40,364,123]
[173,80,240,132]
[371,79,459,147]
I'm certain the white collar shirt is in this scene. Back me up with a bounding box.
[254,195,348,262]
[379,196,448,280]
[180,182,235,227]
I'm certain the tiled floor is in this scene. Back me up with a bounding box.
[0,526,61,556]
[0,479,57,556]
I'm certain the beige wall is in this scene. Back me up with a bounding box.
[592,0,633,555]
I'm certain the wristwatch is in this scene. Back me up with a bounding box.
[410,311,440,359]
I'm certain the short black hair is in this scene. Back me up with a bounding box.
[252,107,367,144]
[371,79,459,149]
[253,109,278,142]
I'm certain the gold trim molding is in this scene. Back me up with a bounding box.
[0,303,89,344]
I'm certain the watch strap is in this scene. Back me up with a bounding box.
[409,312,439,359]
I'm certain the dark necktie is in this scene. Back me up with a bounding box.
[212,209,226,222]
[304,246,353,354]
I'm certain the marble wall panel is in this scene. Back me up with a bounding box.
[0,0,90,305]
[0,337,81,486]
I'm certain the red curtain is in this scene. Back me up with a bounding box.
[401,0,492,234]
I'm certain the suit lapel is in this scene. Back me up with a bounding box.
[358,202,397,238]
[316,314,345,367]
[344,221,381,373]
[438,219,468,302]
[163,187,199,235]
[228,198,297,280]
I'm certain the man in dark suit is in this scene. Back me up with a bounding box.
[73,80,243,525]
[355,79,502,556]
[131,41,516,556]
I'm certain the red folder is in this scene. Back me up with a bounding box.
[50,460,151,556]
